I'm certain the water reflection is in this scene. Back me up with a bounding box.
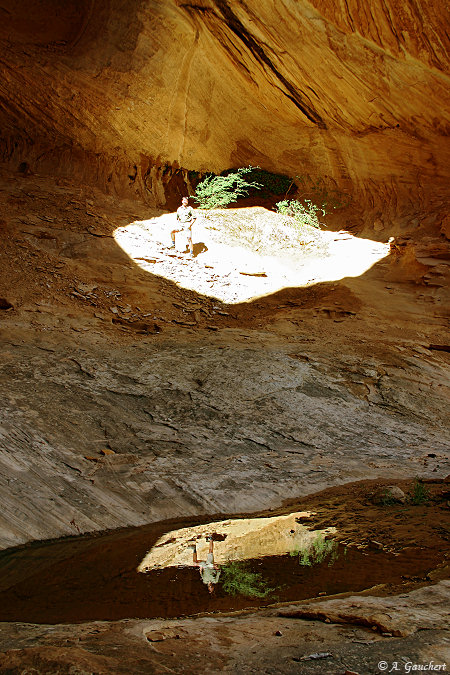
[191,535,221,594]
[138,511,336,594]
[221,561,275,599]
[292,532,340,567]
[0,510,438,623]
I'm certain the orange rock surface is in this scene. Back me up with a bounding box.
[0,0,448,224]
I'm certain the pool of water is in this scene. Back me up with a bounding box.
[0,513,440,624]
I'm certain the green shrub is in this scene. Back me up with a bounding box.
[299,549,312,566]
[276,198,324,229]
[221,561,274,599]
[194,167,263,209]
[410,478,430,505]
[293,533,338,567]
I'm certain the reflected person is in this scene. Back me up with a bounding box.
[189,535,220,594]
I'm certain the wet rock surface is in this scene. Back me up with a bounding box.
[278,581,450,638]
[2,487,448,625]
[0,583,448,674]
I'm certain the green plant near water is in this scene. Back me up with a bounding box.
[194,167,263,209]
[292,533,338,567]
[220,562,274,599]
[410,478,430,505]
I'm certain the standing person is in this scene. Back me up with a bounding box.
[170,196,196,257]
[189,535,221,594]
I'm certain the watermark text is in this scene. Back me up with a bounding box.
[378,661,447,673]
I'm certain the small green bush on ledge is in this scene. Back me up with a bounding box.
[276,198,324,229]
[194,166,263,209]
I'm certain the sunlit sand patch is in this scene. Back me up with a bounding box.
[137,511,336,572]
[114,208,390,304]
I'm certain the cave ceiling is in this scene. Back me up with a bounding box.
[0,0,448,217]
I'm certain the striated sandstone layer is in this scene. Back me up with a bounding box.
[0,168,448,548]
[0,0,449,226]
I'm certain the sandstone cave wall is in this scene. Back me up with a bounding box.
[0,0,448,228]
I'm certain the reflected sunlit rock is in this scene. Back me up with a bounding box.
[137,512,336,572]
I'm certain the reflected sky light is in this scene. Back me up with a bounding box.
[137,512,336,572]
[114,208,390,304]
